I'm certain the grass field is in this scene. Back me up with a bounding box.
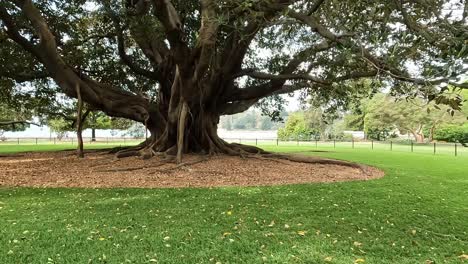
[1,138,466,157]
[0,144,467,263]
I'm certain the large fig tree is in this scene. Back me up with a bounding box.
[0,0,467,160]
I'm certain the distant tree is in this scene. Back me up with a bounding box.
[0,102,34,138]
[46,109,133,140]
[364,94,466,143]
[304,109,329,140]
[219,116,233,131]
[278,112,316,140]
[257,115,274,130]
[431,90,468,145]
[125,122,147,139]
[220,110,282,130]
[232,111,257,130]
[85,112,132,141]
[86,112,111,141]
[433,124,468,145]
[47,118,71,140]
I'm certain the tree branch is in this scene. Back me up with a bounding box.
[5,0,150,123]
[0,5,41,59]
[288,10,463,88]
[237,71,330,85]
[307,0,326,15]
[0,70,49,82]
[193,0,219,81]
[0,120,39,127]
[151,0,190,65]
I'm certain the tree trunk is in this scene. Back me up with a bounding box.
[91,128,96,142]
[412,132,425,143]
[76,84,84,158]
[116,97,265,160]
[429,124,436,142]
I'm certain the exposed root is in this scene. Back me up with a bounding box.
[116,150,142,159]
[108,146,133,154]
[248,155,292,165]
[229,143,270,155]
[265,153,370,175]
[111,137,367,176]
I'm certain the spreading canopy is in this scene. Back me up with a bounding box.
[1,0,467,157]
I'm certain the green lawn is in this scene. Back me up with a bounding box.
[0,144,467,263]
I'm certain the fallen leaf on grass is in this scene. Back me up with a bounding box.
[297,230,307,236]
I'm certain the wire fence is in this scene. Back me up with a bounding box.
[223,138,467,157]
[0,137,466,157]
[0,137,143,145]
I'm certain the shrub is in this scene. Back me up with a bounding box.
[433,124,468,143]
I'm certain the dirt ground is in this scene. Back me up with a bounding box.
[0,150,384,188]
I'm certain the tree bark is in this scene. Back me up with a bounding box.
[91,128,96,142]
[76,83,84,158]
[410,131,425,143]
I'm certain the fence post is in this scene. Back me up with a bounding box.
[411,141,413,152]
[390,141,393,151]
[455,143,457,157]
[433,142,436,155]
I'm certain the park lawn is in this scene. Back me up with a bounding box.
[0,143,135,154]
[0,145,467,263]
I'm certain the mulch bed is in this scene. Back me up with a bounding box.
[0,150,384,188]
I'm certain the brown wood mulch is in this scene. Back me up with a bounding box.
[0,151,384,188]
